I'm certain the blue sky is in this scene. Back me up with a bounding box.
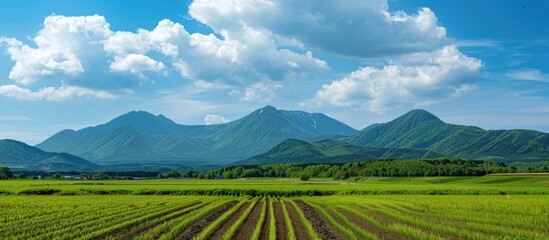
[0,0,548,144]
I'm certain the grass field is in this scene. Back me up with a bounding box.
[0,176,548,239]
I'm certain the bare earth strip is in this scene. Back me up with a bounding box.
[337,208,408,240]
[273,201,288,240]
[260,199,271,240]
[207,202,251,240]
[295,200,345,240]
[97,201,203,240]
[284,201,309,240]
[174,201,238,240]
[234,200,264,239]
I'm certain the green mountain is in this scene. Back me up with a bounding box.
[344,109,549,163]
[36,106,358,166]
[236,138,442,165]
[0,139,98,171]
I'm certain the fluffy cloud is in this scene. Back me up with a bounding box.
[109,54,167,79]
[0,14,328,101]
[312,45,482,112]
[189,0,447,57]
[204,114,230,125]
[0,84,115,101]
[230,82,283,102]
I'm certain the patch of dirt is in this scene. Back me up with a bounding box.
[273,201,287,240]
[260,199,271,240]
[284,201,312,240]
[174,201,237,240]
[338,208,408,240]
[234,200,264,239]
[294,200,345,240]
[207,202,250,240]
[98,201,203,240]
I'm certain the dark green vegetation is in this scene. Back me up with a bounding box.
[36,106,357,167]
[237,138,442,165]
[0,139,97,171]
[345,109,549,163]
[202,159,516,180]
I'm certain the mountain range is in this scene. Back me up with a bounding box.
[36,106,358,168]
[0,139,97,171]
[344,109,549,163]
[2,106,548,171]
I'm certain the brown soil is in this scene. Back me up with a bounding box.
[260,199,271,240]
[174,201,238,240]
[207,202,251,240]
[97,201,203,240]
[234,200,264,239]
[338,208,408,240]
[273,201,287,240]
[294,200,345,240]
[284,201,310,240]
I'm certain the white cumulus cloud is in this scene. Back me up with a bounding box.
[312,45,482,112]
[109,54,167,79]
[0,84,115,101]
[204,114,230,125]
[189,0,447,57]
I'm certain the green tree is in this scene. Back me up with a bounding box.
[165,170,181,178]
[157,172,165,179]
[300,174,310,181]
[51,172,61,179]
[0,167,13,179]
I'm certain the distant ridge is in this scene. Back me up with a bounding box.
[344,109,549,163]
[0,139,98,171]
[33,107,549,168]
[235,138,443,165]
[36,106,358,167]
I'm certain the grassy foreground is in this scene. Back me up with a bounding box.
[0,195,547,239]
[0,176,547,239]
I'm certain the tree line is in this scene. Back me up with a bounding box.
[193,158,519,179]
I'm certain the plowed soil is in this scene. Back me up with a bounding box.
[207,202,250,240]
[284,201,309,240]
[234,200,264,239]
[260,199,271,240]
[273,201,287,240]
[174,201,237,240]
[295,200,345,240]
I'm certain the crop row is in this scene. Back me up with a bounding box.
[0,195,547,239]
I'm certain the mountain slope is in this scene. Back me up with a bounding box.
[201,106,357,156]
[237,138,442,165]
[36,106,358,166]
[0,139,98,171]
[344,109,549,162]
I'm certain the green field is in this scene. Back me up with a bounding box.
[0,176,548,239]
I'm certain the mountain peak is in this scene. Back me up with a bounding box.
[258,105,278,113]
[119,110,157,120]
[398,109,442,123]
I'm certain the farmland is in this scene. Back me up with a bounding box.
[0,176,548,239]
